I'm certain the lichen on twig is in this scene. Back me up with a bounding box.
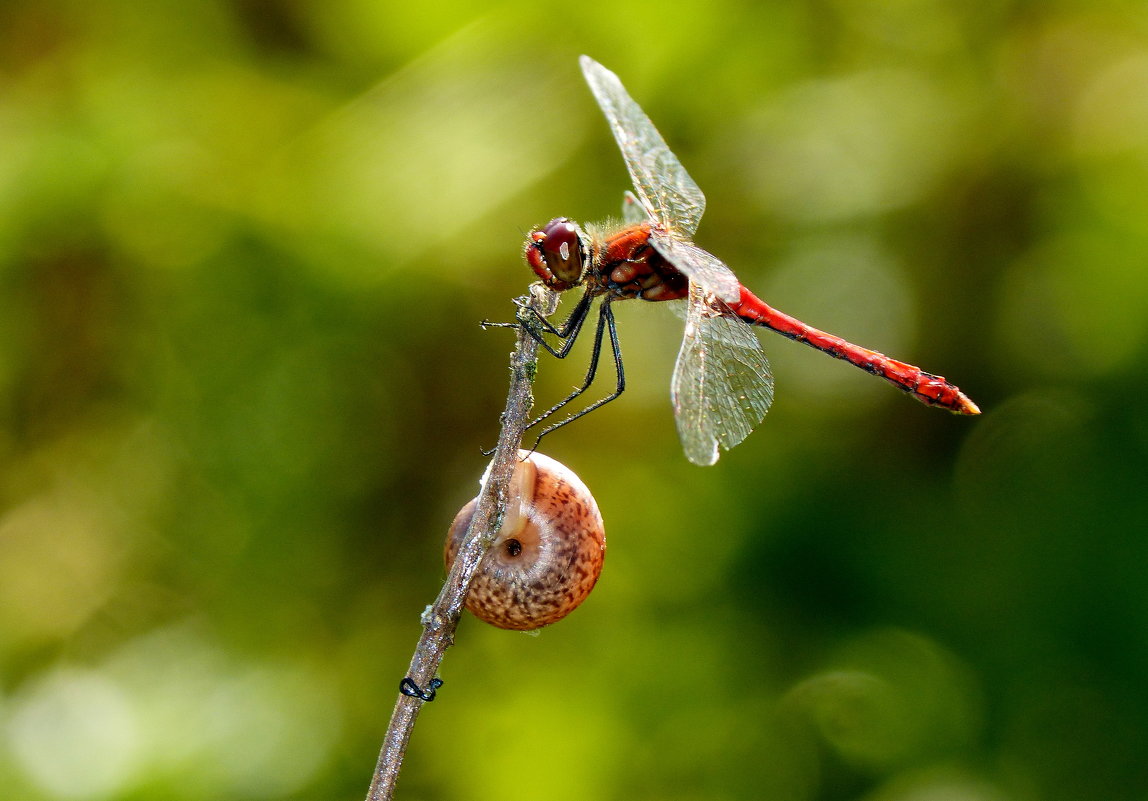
[365,284,559,801]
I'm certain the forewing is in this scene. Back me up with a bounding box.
[671,283,774,466]
[651,235,742,304]
[621,190,650,225]
[580,56,706,237]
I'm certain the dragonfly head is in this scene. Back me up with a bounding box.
[525,218,589,291]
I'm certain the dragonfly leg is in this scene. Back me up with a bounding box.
[516,288,595,357]
[479,289,602,457]
[528,300,626,447]
[481,288,593,343]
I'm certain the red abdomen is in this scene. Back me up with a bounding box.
[731,286,979,415]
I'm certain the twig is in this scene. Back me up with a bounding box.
[365,283,560,801]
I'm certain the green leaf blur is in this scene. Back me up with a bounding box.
[2,2,1146,800]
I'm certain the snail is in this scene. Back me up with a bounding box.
[444,451,606,631]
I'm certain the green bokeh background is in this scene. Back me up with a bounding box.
[3,2,1148,800]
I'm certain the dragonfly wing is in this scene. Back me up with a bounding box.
[650,234,742,304]
[621,190,650,225]
[671,283,774,466]
[580,56,706,237]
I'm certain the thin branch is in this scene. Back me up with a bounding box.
[365,283,559,801]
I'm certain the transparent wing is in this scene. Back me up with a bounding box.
[650,234,742,304]
[621,190,649,225]
[580,56,706,237]
[583,58,740,305]
[671,282,774,466]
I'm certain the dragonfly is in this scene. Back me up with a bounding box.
[519,56,979,466]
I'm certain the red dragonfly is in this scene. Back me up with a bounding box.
[521,56,979,465]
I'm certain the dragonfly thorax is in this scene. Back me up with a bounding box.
[525,218,591,292]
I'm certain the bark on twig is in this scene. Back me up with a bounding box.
[365,284,559,801]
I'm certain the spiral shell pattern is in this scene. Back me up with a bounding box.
[444,451,606,630]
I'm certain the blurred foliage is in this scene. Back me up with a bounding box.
[2,1,1148,800]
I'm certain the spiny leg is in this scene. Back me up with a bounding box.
[516,288,595,357]
[481,287,593,343]
[529,299,626,449]
[480,289,600,456]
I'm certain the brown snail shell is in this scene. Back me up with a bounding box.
[444,451,606,631]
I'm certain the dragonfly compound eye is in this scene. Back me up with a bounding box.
[525,218,587,291]
[444,451,606,630]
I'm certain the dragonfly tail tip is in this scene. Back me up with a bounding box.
[956,393,981,415]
